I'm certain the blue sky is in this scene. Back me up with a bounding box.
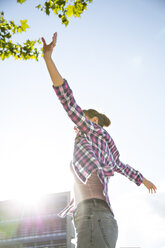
[0,0,165,247]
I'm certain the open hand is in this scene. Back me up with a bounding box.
[41,32,57,59]
[142,177,157,193]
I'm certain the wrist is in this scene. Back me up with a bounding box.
[142,177,146,183]
[142,177,148,186]
[44,54,52,61]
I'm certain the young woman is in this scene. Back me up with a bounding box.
[41,32,157,248]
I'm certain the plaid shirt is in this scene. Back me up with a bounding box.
[53,79,143,218]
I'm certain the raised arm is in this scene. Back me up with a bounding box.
[42,32,64,87]
[42,32,101,134]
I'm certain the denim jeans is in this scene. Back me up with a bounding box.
[73,198,118,248]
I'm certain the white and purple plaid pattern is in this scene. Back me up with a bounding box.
[53,80,143,218]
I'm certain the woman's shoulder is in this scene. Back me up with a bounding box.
[90,124,111,139]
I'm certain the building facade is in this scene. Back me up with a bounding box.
[0,192,75,248]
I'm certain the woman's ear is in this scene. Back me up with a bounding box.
[91,116,98,124]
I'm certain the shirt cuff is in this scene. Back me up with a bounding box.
[52,79,71,97]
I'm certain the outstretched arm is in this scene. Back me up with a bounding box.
[42,32,64,87]
[114,159,157,193]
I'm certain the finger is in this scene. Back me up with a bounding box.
[41,37,47,46]
[52,32,57,47]
[153,185,157,190]
[54,32,57,40]
[152,185,156,193]
[52,37,56,47]
[153,186,157,193]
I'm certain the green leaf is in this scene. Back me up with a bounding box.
[17,0,26,4]
[17,27,22,33]
[1,53,5,60]
[10,20,15,26]
[36,4,41,9]
[56,0,66,6]
[61,15,69,26]
[66,5,74,18]
[0,11,4,17]
[20,20,29,31]
[37,38,41,44]
[45,2,51,15]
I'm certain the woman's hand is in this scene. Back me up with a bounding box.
[41,32,57,59]
[74,126,79,134]
[142,177,157,193]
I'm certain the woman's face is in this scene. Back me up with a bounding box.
[85,115,98,125]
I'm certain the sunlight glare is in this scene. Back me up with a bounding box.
[15,191,45,210]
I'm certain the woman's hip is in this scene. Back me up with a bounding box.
[73,198,118,248]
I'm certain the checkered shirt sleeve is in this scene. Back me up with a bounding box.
[53,79,100,134]
[114,159,143,186]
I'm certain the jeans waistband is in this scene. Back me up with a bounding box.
[74,198,114,217]
[77,198,109,209]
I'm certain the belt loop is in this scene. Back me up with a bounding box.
[93,199,97,206]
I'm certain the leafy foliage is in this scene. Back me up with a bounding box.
[1,0,93,61]
[0,12,41,60]
[18,0,93,26]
